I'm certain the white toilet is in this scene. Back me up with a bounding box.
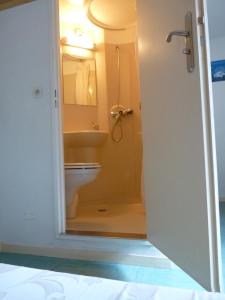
[64,163,101,219]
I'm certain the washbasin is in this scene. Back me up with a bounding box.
[64,130,108,147]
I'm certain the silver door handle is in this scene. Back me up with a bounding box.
[166,31,190,43]
[166,12,195,73]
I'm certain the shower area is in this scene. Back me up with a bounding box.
[60,0,146,239]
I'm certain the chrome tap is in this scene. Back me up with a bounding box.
[111,108,133,119]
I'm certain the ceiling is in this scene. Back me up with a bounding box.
[85,0,225,37]
[87,0,137,30]
[207,0,225,38]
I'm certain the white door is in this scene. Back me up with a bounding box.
[138,0,223,292]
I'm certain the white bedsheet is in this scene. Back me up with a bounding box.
[0,263,224,300]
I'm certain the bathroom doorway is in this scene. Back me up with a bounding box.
[59,0,146,239]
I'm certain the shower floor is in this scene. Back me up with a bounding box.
[66,202,147,239]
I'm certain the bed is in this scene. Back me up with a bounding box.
[0,263,224,300]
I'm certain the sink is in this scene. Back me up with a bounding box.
[64,130,108,147]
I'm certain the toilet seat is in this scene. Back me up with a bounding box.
[64,163,101,170]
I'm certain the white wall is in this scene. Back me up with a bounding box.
[0,0,56,246]
[207,0,225,39]
[210,36,225,199]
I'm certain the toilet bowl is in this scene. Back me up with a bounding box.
[64,163,101,219]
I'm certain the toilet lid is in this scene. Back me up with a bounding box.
[64,163,101,170]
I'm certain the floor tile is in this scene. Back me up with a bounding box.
[0,202,224,291]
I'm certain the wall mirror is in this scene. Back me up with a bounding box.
[62,55,97,106]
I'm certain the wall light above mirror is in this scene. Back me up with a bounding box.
[62,45,94,59]
[61,28,95,50]
[62,54,97,106]
[60,0,98,51]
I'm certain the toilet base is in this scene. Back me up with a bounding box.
[66,194,79,219]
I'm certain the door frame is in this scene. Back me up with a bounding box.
[48,0,66,236]
[196,0,223,291]
[48,0,150,242]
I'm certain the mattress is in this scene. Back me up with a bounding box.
[0,263,224,300]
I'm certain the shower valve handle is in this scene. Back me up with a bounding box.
[111,108,133,119]
[122,109,133,116]
[111,110,123,119]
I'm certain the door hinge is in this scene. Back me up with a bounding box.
[54,89,58,108]
[198,16,204,25]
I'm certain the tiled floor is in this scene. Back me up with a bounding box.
[0,203,224,292]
